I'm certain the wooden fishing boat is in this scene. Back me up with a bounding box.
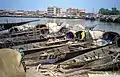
[0,33,65,48]
[58,43,120,70]
[24,41,109,66]
[86,55,120,71]
[0,19,40,31]
[80,44,120,71]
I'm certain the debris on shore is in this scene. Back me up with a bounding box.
[0,21,120,77]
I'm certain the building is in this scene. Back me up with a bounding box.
[79,9,86,16]
[67,8,78,14]
[25,11,36,15]
[47,6,62,16]
[0,10,15,16]
[36,10,47,15]
[67,8,86,16]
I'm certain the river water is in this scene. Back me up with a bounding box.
[0,17,120,32]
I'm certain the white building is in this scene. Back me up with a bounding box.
[47,6,62,16]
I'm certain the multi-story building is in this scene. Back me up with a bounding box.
[67,8,86,16]
[47,6,62,16]
[79,9,86,16]
[67,8,78,14]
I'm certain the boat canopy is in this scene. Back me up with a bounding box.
[35,24,49,34]
[35,24,47,28]
[75,31,85,40]
[102,31,120,42]
[66,30,76,39]
[116,37,120,47]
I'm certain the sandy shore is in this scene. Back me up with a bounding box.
[26,65,89,77]
[26,65,120,77]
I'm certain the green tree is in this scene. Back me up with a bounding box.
[105,9,111,15]
[99,8,105,14]
[99,7,119,15]
[111,8,119,15]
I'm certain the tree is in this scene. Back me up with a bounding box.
[105,9,111,15]
[99,7,119,15]
[99,8,105,14]
[111,8,119,15]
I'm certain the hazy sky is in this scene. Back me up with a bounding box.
[0,0,120,12]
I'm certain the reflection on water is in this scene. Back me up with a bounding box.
[94,23,120,32]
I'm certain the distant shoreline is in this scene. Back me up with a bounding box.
[0,15,42,18]
[0,15,120,23]
[0,15,84,19]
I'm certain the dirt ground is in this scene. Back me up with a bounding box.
[26,66,89,77]
[26,65,120,77]
[26,67,45,77]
